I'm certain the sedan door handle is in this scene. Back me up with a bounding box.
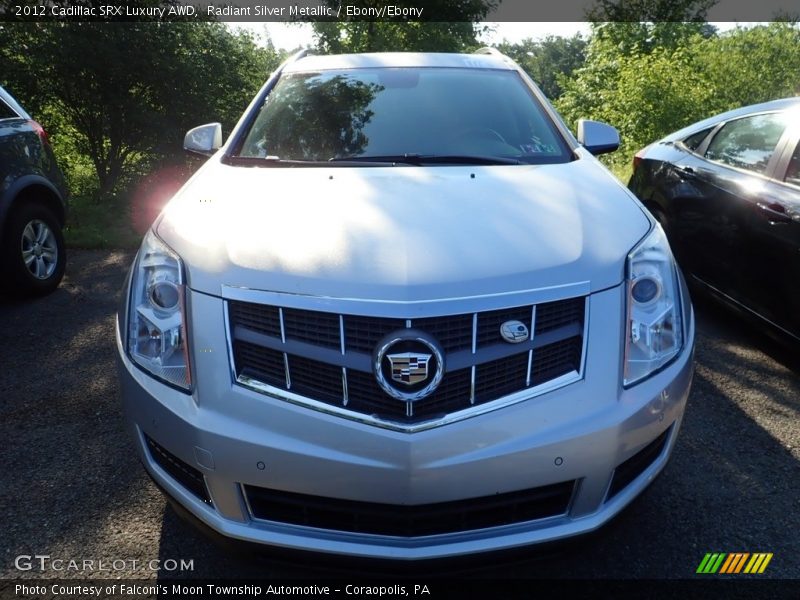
[676,166,695,178]
[756,201,791,224]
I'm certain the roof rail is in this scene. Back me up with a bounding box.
[474,46,519,69]
[261,47,308,81]
[285,48,312,65]
[269,48,312,75]
[474,47,504,57]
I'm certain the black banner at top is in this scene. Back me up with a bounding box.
[0,0,798,22]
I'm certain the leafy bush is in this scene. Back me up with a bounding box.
[557,22,800,178]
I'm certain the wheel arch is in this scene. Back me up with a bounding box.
[0,176,66,239]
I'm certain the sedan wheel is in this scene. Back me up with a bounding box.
[1,203,66,297]
[21,219,59,280]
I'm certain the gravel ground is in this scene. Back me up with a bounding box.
[0,250,798,581]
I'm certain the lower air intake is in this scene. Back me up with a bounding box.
[243,480,576,536]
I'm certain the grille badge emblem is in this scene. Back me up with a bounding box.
[387,352,432,386]
[500,320,529,343]
[374,331,444,402]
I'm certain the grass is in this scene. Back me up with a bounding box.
[62,161,192,250]
[608,162,633,184]
[64,194,143,250]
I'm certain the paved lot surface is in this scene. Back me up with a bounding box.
[1,250,798,581]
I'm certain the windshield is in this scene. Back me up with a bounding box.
[235,67,571,165]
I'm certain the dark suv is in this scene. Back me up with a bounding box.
[0,85,68,296]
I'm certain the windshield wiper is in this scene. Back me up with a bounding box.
[329,154,523,166]
[225,155,329,167]
[328,154,423,166]
[227,154,525,168]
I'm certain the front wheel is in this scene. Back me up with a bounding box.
[2,203,66,297]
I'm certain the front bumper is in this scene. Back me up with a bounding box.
[116,284,695,560]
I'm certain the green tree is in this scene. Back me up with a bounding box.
[556,0,720,177]
[693,23,800,111]
[584,0,717,57]
[556,21,800,179]
[245,75,383,160]
[559,46,714,169]
[0,22,283,198]
[310,0,497,53]
[556,19,714,127]
[586,0,716,23]
[497,35,588,100]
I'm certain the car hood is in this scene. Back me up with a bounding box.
[157,154,650,301]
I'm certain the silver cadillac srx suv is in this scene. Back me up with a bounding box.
[116,50,695,560]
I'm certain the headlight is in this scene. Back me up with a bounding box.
[624,225,683,386]
[127,229,192,391]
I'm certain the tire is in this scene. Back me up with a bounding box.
[1,202,66,297]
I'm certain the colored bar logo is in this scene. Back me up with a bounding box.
[696,552,773,574]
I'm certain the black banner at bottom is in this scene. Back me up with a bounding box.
[2,579,799,600]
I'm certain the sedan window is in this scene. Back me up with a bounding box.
[704,113,789,174]
[784,141,800,188]
[682,127,714,152]
[0,99,18,120]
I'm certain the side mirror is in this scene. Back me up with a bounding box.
[577,119,620,155]
[184,123,222,157]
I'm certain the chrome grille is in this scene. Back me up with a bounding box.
[474,352,530,402]
[346,367,473,421]
[286,354,344,404]
[283,308,340,349]
[413,313,474,353]
[343,316,405,353]
[229,296,587,428]
[531,337,583,386]
[234,341,285,388]
[535,297,585,334]
[228,302,281,337]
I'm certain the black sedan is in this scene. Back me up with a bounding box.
[629,98,800,343]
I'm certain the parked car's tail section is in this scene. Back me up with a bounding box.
[0,86,69,297]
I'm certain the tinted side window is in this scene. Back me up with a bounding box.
[785,141,800,188]
[0,99,18,120]
[704,113,789,174]
[683,127,713,151]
